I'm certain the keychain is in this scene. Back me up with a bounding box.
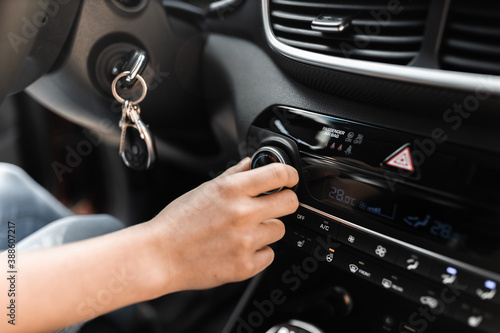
[111,70,156,170]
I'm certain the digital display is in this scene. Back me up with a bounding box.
[302,157,499,255]
[329,186,357,207]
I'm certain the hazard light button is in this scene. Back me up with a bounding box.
[383,144,416,174]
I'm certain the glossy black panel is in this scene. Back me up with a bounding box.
[252,106,500,270]
[302,157,499,257]
[254,106,500,203]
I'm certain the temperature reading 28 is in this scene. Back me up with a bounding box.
[329,186,356,206]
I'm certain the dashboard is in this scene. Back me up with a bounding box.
[211,1,500,332]
[1,0,498,332]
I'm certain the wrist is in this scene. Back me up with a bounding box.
[124,222,175,301]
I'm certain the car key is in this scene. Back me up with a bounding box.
[112,71,157,171]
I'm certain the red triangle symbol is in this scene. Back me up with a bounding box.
[386,147,414,172]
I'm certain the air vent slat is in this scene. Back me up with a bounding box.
[440,0,500,75]
[352,18,425,28]
[273,24,324,37]
[271,0,392,11]
[271,11,316,21]
[445,39,500,58]
[273,24,423,44]
[277,37,417,61]
[270,0,429,11]
[277,37,341,53]
[441,55,500,75]
[269,0,429,65]
[449,22,500,38]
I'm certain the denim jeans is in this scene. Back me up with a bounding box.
[0,163,125,332]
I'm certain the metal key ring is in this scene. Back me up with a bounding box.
[111,71,147,105]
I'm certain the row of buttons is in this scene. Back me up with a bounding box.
[282,228,500,333]
[332,249,500,333]
[288,206,500,307]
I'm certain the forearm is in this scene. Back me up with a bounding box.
[0,223,165,333]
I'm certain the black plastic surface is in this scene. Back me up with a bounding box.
[25,0,232,173]
[0,0,82,103]
[203,34,500,155]
[224,243,487,333]
[204,0,500,136]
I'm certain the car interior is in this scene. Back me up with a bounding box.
[1,0,499,332]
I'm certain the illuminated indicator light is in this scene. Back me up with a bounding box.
[263,154,278,163]
[446,267,458,275]
[485,280,497,290]
[385,146,414,172]
[252,154,277,168]
[329,248,335,253]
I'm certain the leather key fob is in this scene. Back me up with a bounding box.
[120,121,156,171]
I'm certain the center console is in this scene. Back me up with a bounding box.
[223,106,500,333]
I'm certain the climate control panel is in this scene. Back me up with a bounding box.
[242,105,500,333]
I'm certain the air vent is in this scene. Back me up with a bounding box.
[268,0,429,65]
[440,0,500,76]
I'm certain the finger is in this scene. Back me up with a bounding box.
[254,219,286,250]
[233,163,299,197]
[251,246,276,276]
[222,157,251,176]
[249,189,299,222]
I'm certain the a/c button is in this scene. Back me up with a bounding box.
[309,216,340,239]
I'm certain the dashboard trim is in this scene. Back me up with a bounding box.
[299,202,500,282]
[262,0,500,94]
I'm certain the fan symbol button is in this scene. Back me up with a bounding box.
[375,245,387,257]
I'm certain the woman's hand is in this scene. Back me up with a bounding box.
[148,157,299,293]
[0,158,298,332]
